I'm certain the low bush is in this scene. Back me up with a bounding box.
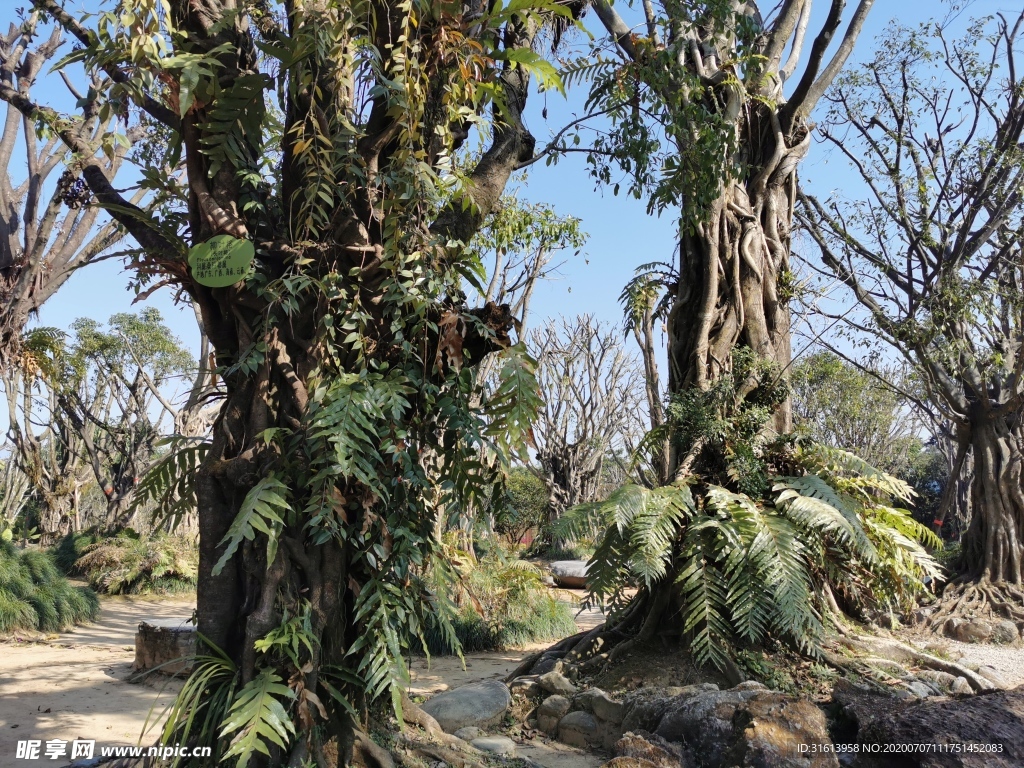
[51,530,104,574]
[420,546,577,655]
[73,531,198,595]
[0,541,98,633]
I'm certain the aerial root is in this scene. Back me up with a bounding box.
[354,730,396,768]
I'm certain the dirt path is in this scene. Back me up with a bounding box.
[0,596,194,758]
[0,591,605,767]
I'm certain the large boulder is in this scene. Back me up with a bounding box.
[538,670,577,696]
[132,619,196,675]
[420,680,511,733]
[655,687,837,768]
[858,686,1024,766]
[538,695,572,734]
[991,620,1019,644]
[615,732,693,768]
[549,560,590,589]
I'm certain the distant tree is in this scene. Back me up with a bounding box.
[493,466,548,545]
[791,351,922,475]
[797,12,1024,610]
[3,310,197,538]
[530,316,645,522]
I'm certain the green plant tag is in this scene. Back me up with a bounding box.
[188,235,256,287]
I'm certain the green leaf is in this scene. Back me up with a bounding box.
[219,668,296,767]
[213,476,290,576]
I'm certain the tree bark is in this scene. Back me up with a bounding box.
[959,414,1024,584]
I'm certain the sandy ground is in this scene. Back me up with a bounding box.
[0,592,606,767]
[0,596,194,759]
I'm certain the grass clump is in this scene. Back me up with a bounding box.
[73,531,198,595]
[421,545,578,655]
[0,541,99,633]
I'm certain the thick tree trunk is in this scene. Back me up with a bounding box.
[667,120,805,464]
[959,414,1024,584]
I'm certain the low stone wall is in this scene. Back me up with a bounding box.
[132,619,196,676]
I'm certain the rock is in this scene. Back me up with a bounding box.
[860,686,1024,766]
[132,619,196,675]
[420,680,511,733]
[538,694,571,734]
[557,710,602,749]
[615,732,691,768]
[977,665,1011,689]
[453,727,482,741]
[510,677,542,698]
[992,619,1020,644]
[548,560,589,588]
[732,680,767,691]
[951,676,973,695]
[470,737,516,757]
[620,685,717,734]
[952,618,994,643]
[656,688,837,768]
[530,654,564,676]
[600,758,662,768]
[601,723,624,752]
[573,687,607,712]
[905,681,937,698]
[591,692,625,725]
[915,670,957,690]
[538,670,576,696]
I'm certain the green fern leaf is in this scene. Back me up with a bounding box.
[219,668,296,766]
[213,476,290,575]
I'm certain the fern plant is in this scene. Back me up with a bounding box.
[556,445,940,669]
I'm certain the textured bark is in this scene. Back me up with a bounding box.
[960,415,1024,584]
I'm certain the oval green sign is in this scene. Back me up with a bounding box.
[188,235,255,288]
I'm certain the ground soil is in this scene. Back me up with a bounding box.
[0,590,606,768]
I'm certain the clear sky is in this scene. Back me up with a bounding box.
[26,0,1014,367]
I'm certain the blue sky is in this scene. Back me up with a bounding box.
[27,0,1014,363]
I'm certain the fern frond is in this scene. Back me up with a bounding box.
[773,475,878,563]
[213,476,290,575]
[219,668,296,767]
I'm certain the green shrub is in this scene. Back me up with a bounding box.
[74,532,198,595]
[0,541,99,633]
[494,467,549,545]
[420,546,577,655]
[51,531,104,574]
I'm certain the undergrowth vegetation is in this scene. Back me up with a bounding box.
[554,352,943,669]
[420,544,577,654]
[70,531,199,595]
[0,541,98,633]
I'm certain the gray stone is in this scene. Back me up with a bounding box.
[133,619,196,675]
[950,676,973,695]
[905,681,936,698]
[573,687,607,713]
[470,737,517,757]
[731,680,767,691]
[549,560,589,588]
[951,618,994,643]
[538,670,576,696]
[992,619,1020,644]
[557,710,601,749]
[530,654,562,676]
[601,723,624,752]
[538,694,571,734]
[977,665,1012,689]
[420,680,511,733]
[915,670,957,690]
[453,727,482,741]
[591,692,625,725]
[510,677,542,698]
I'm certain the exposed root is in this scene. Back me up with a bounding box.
[836,634,999,692]
[394,736,485,768]
[353,730,396,768]
[399,694,473,751]
[923,580,1024,631]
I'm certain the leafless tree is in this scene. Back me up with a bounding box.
[530,316,645,522]
[797,12,1024,615]
[0,16,152,363]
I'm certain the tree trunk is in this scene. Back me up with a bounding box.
[959,414,1024,584]
[667,116,805,458]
